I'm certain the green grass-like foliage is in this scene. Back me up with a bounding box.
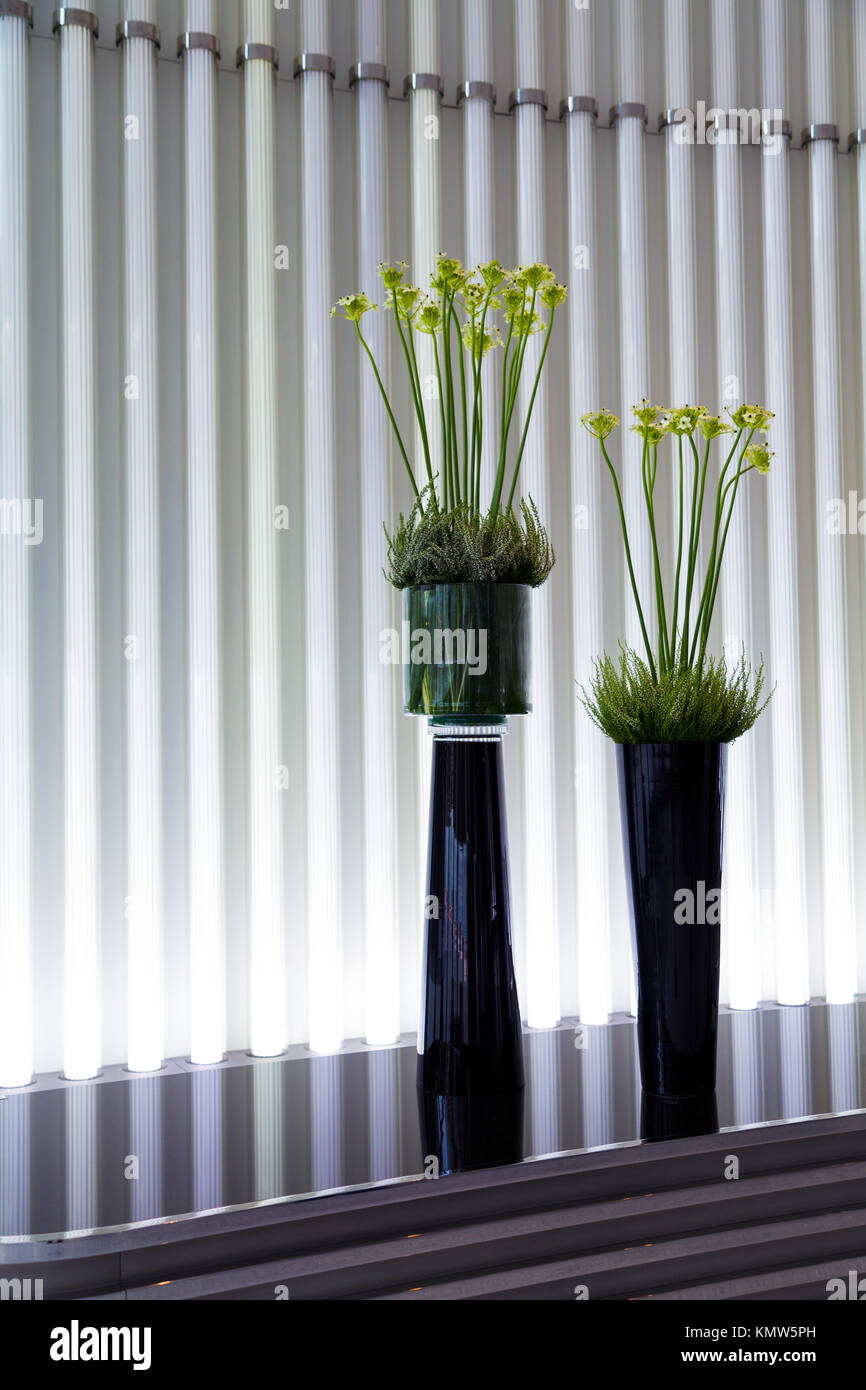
[385,491,554,589]
[580,645,773,744]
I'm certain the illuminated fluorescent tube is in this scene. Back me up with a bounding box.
[298,0,343,1054]
[711,0,760,1010]
[662,0,698,408]
[460,0,497,498]
[804,0,857,1003]
[353,0,399,1046]
[180,1,226,1065]
[513,0,558,1028]
[613,0,653,654]
[0,0,33,1089]
[759,0,809,1005]
[407,0,442,956]
[563,0,611,1023]
[240,1,286,1057]
[853,2,866,999]
[118,2,163,1074]
[56,6,100,1082]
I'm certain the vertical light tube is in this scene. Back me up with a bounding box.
[779,1006,810,1119]
[298,0,342,1055]
[407,1,442,940]
[0,1,33,1089]
[241,2,285,1058]
[662,2,699,625]
[181,3,225,1065]
[563,1,610,1023]
[57,8,100,1082]
[460,0,497,498]
[119,2,163,1074]
[613,0,652,652]
[804,0,857,1003]
[513,0,558,1028]
[354,1,398,1047]
[854,3,866,998]
[711,0,760,1010]
[662,1,698,406]
[759,0,809,1005]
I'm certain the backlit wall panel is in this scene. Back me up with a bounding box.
[0,0,33,1088]
[2,2,864,1080]
[120,0,163,1074]
[711,0,762,1011]
[57,7,100,1082]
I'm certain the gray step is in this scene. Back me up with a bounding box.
[121,1162,866,1300]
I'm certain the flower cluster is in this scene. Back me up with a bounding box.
[581,400,775,685]
[333,254,567,543]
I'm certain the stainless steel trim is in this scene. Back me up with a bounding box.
[800,122,839,146]
[403,71,444,97]
[116,19,160,48]
[177,31,220,60]
[52,7,98,36]
[560,95,598,120]
[609,101,648,125]
[761,117,792,139]
[848,128,866,151]
[0,1,33,23]
[457,79,496,104]
[349,61,389,87]
[238,42,279,69]
[509,86,548,112]
[657,106,690,132]
[293,51,335,78]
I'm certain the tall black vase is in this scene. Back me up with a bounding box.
[617,741,727,1102]
[417,727,525,1175]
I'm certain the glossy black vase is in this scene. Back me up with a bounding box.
[417,727,524,1175]
[617,741,727,1103]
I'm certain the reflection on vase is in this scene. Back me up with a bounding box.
[417,724,524,1175]
[618,741,726,1101]
[640,1088,719,1142]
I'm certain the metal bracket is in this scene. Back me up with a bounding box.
[52,7,98,37]
[177,31,220,61]
[116,19,160,49]
[509,87,548,113]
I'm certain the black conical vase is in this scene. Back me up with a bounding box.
[617,741,727,1105]
[417,728,525,1175]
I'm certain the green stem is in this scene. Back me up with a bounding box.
[505,310,556,511]
[355,322,419,502]
[599,438,658,679]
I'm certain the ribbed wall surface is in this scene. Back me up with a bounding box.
[564,1,611,1024]
[1,3,864,1079]
[121,2,163,1074]
[760,0,809,1005]
[59,17,100,1082]
[0,10,33,1089]
[242,0,285,1057]
[184,0,225,1065]
[355,1,398,1048]
[513,0,558,1029]
[805,0,857,1004]
[300,0,342,1054]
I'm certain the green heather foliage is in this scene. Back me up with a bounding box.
[334,255,566,588]
[581,646,772,744]
[580,402,776,744]
[385,492,554,589]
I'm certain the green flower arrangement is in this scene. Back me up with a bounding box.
[580,402,775,743]
[333,255,566,588]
